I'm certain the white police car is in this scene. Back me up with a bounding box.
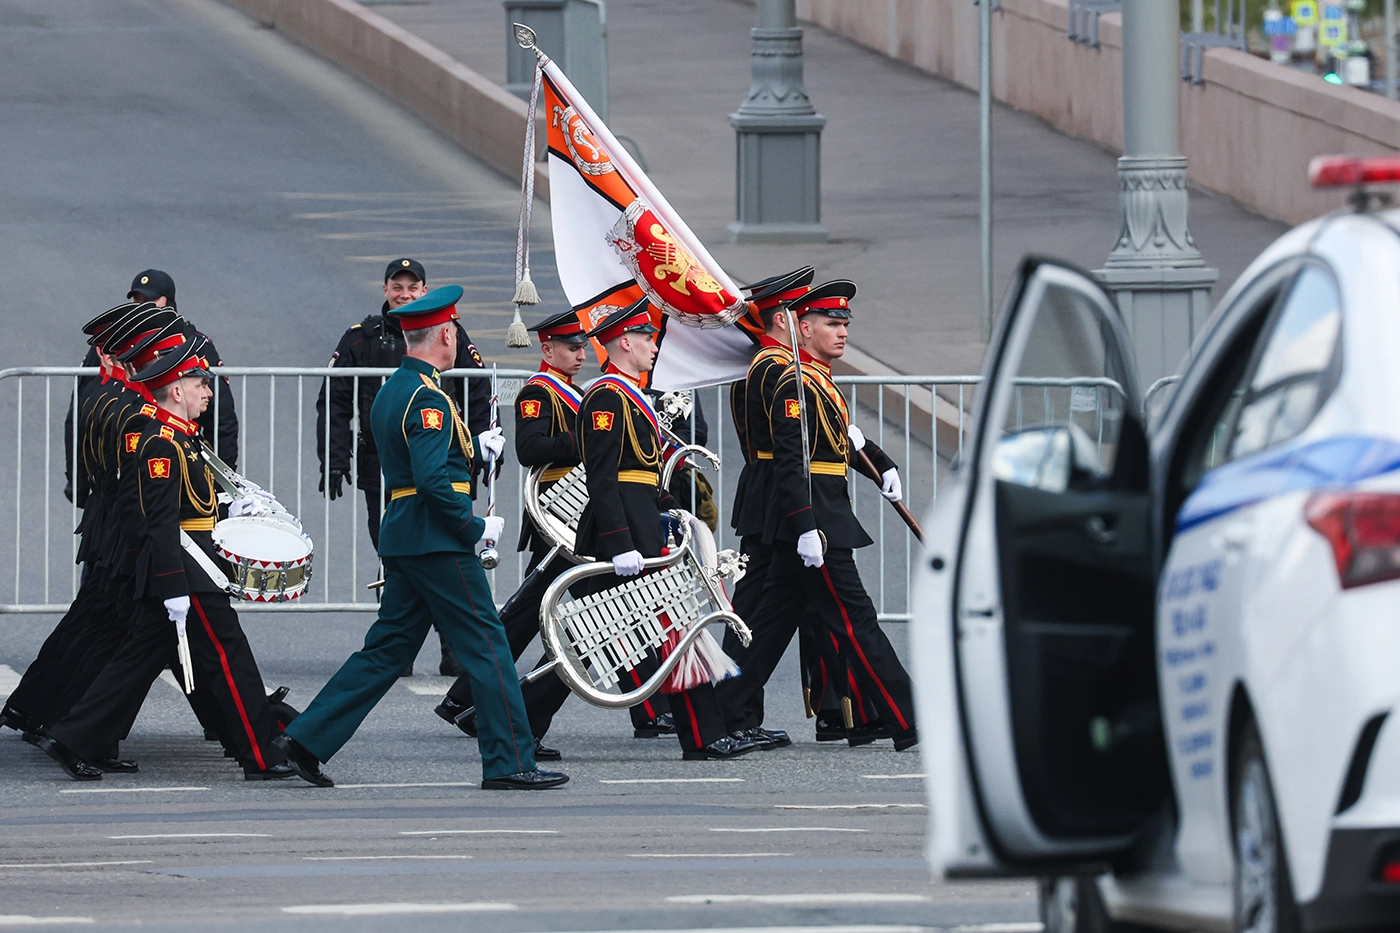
[911,157,1400,931]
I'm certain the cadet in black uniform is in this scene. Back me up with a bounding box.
[3,303,167,744]
[720,282,918,751]
[315,258,492,677]
[574,301,755,761]
[39,336,293,781]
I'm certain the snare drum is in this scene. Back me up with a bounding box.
[212,516,314,602]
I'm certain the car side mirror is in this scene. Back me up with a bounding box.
[991,424,1104,494]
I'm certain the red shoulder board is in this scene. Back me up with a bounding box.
[140,404,156,417]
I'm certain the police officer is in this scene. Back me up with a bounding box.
[276,286,566,791]
[575,300,755,761]
[315,258,491,677]
[39,334,294,781]
[720,282,918,751]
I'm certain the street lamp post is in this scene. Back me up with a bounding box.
[728,0,828,243]
[1093,0,1217,391]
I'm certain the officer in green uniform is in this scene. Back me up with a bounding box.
[275,286,568,791]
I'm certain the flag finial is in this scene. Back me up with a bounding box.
[513,23,537,51]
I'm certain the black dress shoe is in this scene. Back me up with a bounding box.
[244,761,298,781]
[682,735,758,761]
[37,737,102,781]
[91,757,139,774]
[434,697,478,736]
[0,705,27,732]
[482,768,569,790]
[736,726,792,750]
[633,712,675,738]
[814,712,847,742]
[534,738,561,761]
[271,735,334,787]
[892,727,919,752]
[847,720,892,748]
[21,730,42,748]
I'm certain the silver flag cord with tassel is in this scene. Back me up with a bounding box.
[507,23,545,348]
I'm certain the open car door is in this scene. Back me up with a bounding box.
[942,257,1169,873]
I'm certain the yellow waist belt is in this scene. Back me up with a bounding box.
[180,517,217,532]
[809,461,848,477]
[390,481,472,500]
[754,451,774,460]
[617,470,659,485]
[540,466,574,482]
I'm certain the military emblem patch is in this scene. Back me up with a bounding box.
[592,411,614,431]
[140,404,156,417]
[421,408,444,430]
[124,432,141,453]
[147,458,171,479]
[785,399,802,419]
[159,426,174,440]
[468,344,484,367]
[520,399,542,419]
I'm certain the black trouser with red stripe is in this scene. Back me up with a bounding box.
[48,592,285,772]
[716,546,916,739]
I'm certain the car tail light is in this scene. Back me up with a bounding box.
[1377,844,1400,882]
[1309,156,1400,187]
[1305,492,1400,589]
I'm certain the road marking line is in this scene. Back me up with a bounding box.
[860,774,926,780]
[0,861,153,869]
[303,856,475,861]
[282,902,516,916]
[774,804,926,810]
[157,670,181,692]
[400,830,558,835]
[626,853,791,859]
[708,827,868,834]
[505,926,924,933]
[667,894,931,905]
[59,787,208,794]
[0,664,21,699]
[0,917,94,926]
[334,782,476,789]
[108,833,270,840]
[953,926,1043,933]
[402,683,453,696]
[599,773,744,778]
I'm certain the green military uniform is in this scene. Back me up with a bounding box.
[283,291,537,782]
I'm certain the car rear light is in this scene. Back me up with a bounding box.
[1377,844,1400,882]
[1304,492,1400,589]
[1309,155,1400,187]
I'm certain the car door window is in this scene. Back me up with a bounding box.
[991,282,1132,493]
[1228,265,1342,461]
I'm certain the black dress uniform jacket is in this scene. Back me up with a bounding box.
[730,338,791,539]
[315,306,490,491]
[513,366,580,554]
[764,355,895,548]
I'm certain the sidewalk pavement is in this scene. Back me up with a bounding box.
[372,0,1287,378]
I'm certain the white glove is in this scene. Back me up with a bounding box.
[612,549,645,576]
[481,515,505,545]
[881,467,903,503]
[797,530,825,568]
[164,595,191,625]
[847,424,866,452]
[477,426,506,461]
[228,494,262,517]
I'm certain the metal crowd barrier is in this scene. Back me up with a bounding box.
[0,366,1122,622]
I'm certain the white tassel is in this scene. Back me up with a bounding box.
[505,303,531,348]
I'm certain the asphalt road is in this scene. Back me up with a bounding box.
[0,1,1035,929]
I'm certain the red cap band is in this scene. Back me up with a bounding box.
[753,286,810,312]
[145,355,211,390]
[399,305,459,331]
[794,295,851,314]
[594,310,652,344]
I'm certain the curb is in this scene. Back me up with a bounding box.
[220,0,964,456]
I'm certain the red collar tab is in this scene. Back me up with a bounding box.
[152,404,197,436]
[538,361,575,383]
[758,335,790,350]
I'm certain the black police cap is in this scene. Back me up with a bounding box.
[128,269,176,305]
[790,279,857,320]
[385,258,426,283]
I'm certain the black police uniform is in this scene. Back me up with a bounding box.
[574,364,736,756]
[315,306,490,546]
[720,336,917,750]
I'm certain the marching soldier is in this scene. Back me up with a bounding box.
[315,258,492,677]
[720,282,918,751]
[574,300,755,761]
[276,286,566,791]
[39,334,294,781]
